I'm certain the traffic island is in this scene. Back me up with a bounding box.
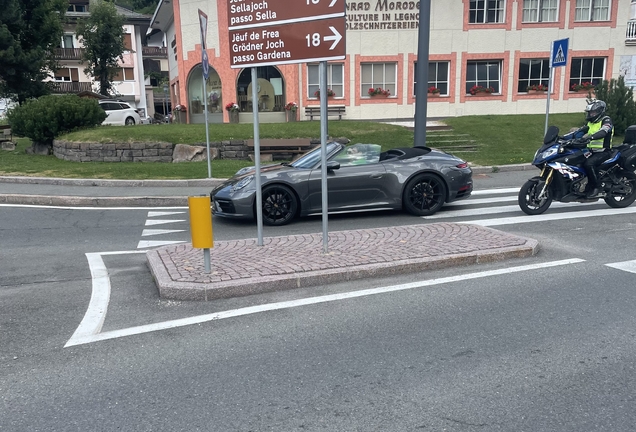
[146,223,539,301]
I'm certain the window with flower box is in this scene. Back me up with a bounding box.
[308,63,344,99]
[361,63,396,97]
[413,61,449,96]
[469,0,506,23]
[569,57,605,90]
[575,0,610,21]
[466,60,501,94]
[518,58,550,93]
[522,0,558,22]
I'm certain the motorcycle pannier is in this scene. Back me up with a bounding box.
[619,145,636,171]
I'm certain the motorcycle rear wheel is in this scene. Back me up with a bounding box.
[519,180,552,215]
[604,172,636,208]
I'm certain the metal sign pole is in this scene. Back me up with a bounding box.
[545,66,553,137]
[251,67,264,246]
[319,61,329,253]
[203,73,211,178]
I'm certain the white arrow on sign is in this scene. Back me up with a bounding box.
[329,0,338,6]
[323,26,342,50]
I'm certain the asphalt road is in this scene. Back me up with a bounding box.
[3,169,636,431]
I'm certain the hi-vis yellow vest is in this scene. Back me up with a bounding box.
[587,120,613,149]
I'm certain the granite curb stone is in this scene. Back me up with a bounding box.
[147,223,539,301]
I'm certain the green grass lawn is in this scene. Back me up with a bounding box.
[1,113,620,179]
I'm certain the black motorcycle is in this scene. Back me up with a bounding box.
[518,125,636,215]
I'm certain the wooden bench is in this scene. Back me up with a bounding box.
[304,105,346,121]
[245,138,316,161]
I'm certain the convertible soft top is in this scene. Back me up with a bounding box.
[379,146,432,161]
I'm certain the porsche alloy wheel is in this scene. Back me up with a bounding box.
[403,173,447,216]
[261,184,298,226]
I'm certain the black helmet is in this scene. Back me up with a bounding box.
[585,99,607,123]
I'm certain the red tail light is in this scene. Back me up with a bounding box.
[456,162,468,169]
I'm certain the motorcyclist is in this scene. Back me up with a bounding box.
[564,99,614,197]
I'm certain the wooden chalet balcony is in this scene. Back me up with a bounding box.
[50,82,93,94]
[142,46,168,58]
[54,48,86,60]
[627,20,636,45]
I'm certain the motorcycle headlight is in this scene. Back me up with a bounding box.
[539,147,558,160]
[231,175,254,192]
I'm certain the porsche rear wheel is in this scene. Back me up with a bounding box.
[261,185,298,226]
[403,173,447,216]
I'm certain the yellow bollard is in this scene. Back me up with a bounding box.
[188,196,213,273]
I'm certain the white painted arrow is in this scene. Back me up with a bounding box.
[323,26,342,50]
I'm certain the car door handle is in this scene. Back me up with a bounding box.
[370,173,384,179]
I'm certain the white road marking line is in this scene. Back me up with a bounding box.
[148,211,186,217]
[427,201,600,219]
[137,240,186,249]
[471,187,520,195]
[463,206,636,226]
[606,260,636,274]
[65,250,148,348]
[450,196,517,206]
[0,204,188,210]
[144,219,186,226]
[141,229,186,237]
[65,258,585,347]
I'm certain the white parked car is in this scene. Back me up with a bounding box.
[99,100,142,126]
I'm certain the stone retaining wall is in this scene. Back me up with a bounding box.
[53,140,251,162]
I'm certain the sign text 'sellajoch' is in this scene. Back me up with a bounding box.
[227,0,346,68]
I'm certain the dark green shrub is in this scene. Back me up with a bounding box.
[7,95,106,145]
[593,76,636,135]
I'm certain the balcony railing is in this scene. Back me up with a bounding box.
[50,82,93,94]
[54,48,86,60]
[627,20,636,45]
[142,46,168,58]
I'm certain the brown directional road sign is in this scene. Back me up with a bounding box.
[228,0,345,30]
[229,17,345,68]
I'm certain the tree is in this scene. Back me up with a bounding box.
[593,75,636,136]
[0,0,68,104]
[76,0,126,96]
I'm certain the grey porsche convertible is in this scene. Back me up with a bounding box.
[210,142,473,226]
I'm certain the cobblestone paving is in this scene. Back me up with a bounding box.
[148,223,538,301]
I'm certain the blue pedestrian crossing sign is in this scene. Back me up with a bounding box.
[551,38,568,68]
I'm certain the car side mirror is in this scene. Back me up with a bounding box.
[326,160,340,171]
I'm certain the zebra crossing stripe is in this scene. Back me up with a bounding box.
[462,206,636,227]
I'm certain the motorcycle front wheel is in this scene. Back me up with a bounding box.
[519,180,552,215]
[604,172,636,208]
